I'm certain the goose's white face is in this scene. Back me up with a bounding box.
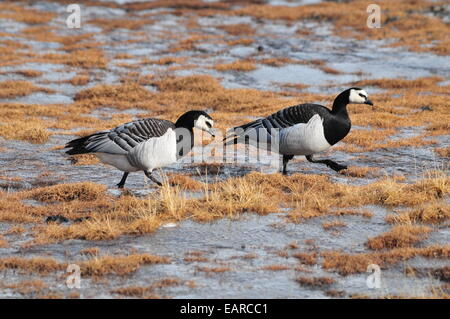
[349,89,373,105]
[194,115,215,137]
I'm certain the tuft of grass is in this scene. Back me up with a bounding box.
[296,276,335,287]
[260,264,290,271]
[69,154,100,166]
[0,80,53,98]
[25,182,106,202]
[386,203,450,225]
[366,225,432,250]
[293,252,317,265]
[0,119,50,144]
[14,70,43,78]
[195,266,231,273]
[434,147,450,158]
[0,3,55,24]
[74,82,153,106]
[322,245,450,276]
[0,257,66,275]
[354,76,444,89]
[167,174,205,191]
[323,220,347,230]
[218,23,254,35]
[79,254,170,277]
[0,279,48,296]
[215,60,257,72]
[68,75,90,86]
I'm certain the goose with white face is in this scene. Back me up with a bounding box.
[348,88,373,105]
[194,115,215,137]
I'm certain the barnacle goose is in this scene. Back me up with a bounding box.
[224,88,373,175]
[65,110,215,188]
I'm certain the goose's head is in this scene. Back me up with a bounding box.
[177,110,215,137]
[347,88,373,106]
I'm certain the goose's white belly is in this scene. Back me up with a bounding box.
[96,129,178,172]
[96,153,139,172]
[127,128,177,171]
[279,114,331,155]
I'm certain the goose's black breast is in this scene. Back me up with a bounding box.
[322,116,351,145]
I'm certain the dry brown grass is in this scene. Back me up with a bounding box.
[196,266,231,273]
[0,3,55,24]
[0,235,9,248]
[0,257,66,275]
[65,49,108,69]
[323,220,347,230]
[68,75,90,86]
[141,57,186,65]
[167,174,205,191]
[74,82,153,107]
[293,252,317,265]
[322,245,450,275]
[25,182,106,202]
[354,77,444,89]
[366,225,432,250]
[112,277,181,298]
[260,264,290,271]
[386,203,450,225]
[341,166,381,178]
[226,38,254,46]
[3,226,26,235]
[0,119,50,144]
[79,254,170,277]
[296,276,335,287]
[69,154,100,166]
[0,81,52,99]
[218,23,254,36]
[88,18,152,32]
[215,60,257,72]
[14,70,43,78]
[434,147,450,158]
[0,279,48,296]
[234,0,450,55]
[259,57,300,67]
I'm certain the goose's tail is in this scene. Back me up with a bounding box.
[65,135,92,155]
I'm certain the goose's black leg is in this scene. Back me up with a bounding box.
[305,155,347,172]
[144,171,162,186]
[117,172,129,189]
[282,155,294,175]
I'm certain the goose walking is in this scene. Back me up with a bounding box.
[224,88,373,175]
[65,110,215,188]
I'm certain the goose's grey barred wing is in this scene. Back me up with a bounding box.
[224,103,328,145]
[65,118,175,155]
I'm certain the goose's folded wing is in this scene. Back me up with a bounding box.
[65,118,175,155]
[224,104,323,145]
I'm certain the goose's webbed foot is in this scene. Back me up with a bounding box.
[305,155,347,172]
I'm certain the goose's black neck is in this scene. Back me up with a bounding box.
[173,110,211,159]
[323,90,352,146]
[331,90,349,117]
[174,112,196,160]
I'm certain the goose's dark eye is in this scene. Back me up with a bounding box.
[206,122,212,128]
[359,93,366,98]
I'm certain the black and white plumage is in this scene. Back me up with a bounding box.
[66,110,215,188]
[224,88,373,175]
